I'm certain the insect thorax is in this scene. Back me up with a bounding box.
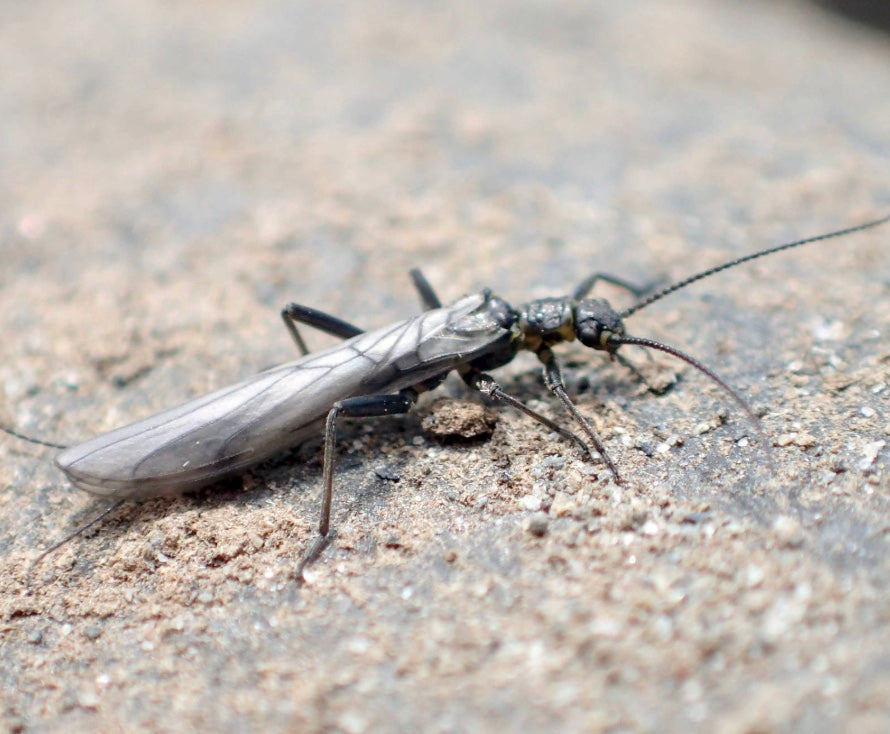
[513,296,627,355]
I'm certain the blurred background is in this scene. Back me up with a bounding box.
[2,1,889,731]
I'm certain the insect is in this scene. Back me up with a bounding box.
[5,214,889,579]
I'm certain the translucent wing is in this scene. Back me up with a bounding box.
[56,294,511,497]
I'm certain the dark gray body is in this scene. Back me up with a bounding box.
[55,294,512,498]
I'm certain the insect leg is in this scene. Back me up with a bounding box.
[285,268,444,357]
[538,350,622,482]
[282,266,445,357]
[572,273,653,301]
[463,370,596,460]
[281,303,364,356]
[298,389,419,580]
[408,268,443,309]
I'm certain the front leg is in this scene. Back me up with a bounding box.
[462,369,594,458]
[539,350,621,483]
[572,272,654,301]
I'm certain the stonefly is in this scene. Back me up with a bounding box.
[6,214,888,579]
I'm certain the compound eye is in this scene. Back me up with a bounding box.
[574,298,625,351]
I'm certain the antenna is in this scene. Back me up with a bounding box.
[620,214,890,319]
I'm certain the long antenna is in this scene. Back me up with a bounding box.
[610,334,775,472]
[620,214,890,319]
